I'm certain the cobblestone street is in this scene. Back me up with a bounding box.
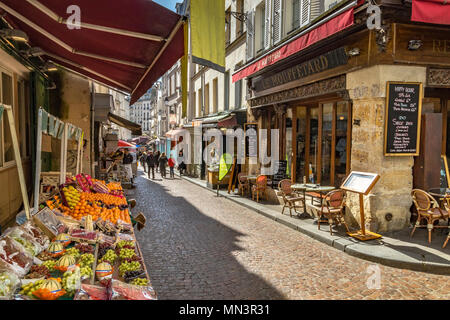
[132,169,450,300]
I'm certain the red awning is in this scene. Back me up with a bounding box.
[232,7,354,83]
[0,0,185,104]
[411,0,450,25]
[118,140,135,147]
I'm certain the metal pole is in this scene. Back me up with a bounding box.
[5,105,31,220]
[33,108,43,214]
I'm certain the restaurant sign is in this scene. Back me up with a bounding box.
[253,47,348,92]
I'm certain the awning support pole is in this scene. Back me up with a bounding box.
[33,108,43,214]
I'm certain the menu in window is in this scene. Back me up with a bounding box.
[384,82,423,156]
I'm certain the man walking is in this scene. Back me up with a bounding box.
[146,151,156,179]
[154,150,160,173]
[139,152,147,173]
[159,152,168,178]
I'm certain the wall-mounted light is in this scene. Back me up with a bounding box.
[347,48,360,56]
[408,40,422,51]
[0,29,29,42]
[44,62,58,72]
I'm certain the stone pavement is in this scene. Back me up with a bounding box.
[127,168,450,299]
[181,174,450,275]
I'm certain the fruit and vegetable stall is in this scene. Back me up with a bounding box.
[0,173,155,300]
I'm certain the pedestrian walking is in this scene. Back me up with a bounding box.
[146,151,156,179]
[168,155,176,179]
[139,152,147,173]
[122,148,134,184]
[177,149,186,176]
[154,151,161,173]
[159,152,168,178]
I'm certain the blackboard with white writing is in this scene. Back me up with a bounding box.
[384,82,422,156]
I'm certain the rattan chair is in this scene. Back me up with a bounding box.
[411,189,449,244]
[252,175,268,202]
[438,195,450,248]
[237,173,250,197]
[317,189,350,235]
[278,179,305,217]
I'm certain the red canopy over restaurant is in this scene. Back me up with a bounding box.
[0,0,185,104]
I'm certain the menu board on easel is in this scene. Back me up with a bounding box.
[340,171,381,241]
[384,82,423,156]
[244,123,258,158]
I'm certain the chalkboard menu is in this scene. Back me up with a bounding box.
[272,160,288,187]
[384,82,423,156]
[244,123,258,157]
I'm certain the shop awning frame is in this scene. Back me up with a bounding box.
[0,0,186,104]
[108,112,142,136]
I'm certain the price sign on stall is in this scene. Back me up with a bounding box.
[384,82,423,156]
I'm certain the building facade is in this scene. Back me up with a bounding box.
[235,0,450,233]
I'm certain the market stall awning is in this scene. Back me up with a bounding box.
[165,128,185,139]
[411,0,450,25]
[0,0,185,104]
[232,2,356,83]
[118,140,135,147]
[108,112,142,136]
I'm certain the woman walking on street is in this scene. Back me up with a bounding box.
[168,155,176,179]
[154,151,161,173]
[159,152,168,178]
[146,151,156,179]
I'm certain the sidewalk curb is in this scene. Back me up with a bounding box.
[180,174,450,275]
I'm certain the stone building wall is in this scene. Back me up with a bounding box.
[345,64,427,233]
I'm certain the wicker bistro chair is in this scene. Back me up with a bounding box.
[252,175,268,202]
[317,189,350,236]
[442,195,450,248]
[278,179,305,217]
[237,173,250,197]
[411,189,449,244]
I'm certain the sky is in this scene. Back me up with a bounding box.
[153,0,179,12]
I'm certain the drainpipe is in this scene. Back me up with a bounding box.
[91,82,95,177]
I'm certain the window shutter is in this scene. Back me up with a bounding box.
[246,10,255,61]
[264,0,271,49]
[300,0,311,27]
[292,0,300,29]
[272,0,283,44]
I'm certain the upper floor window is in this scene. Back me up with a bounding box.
[225,7,231,46]
[236,0,244,37]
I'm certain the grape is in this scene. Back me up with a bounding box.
[99,249,117,264]
[65,247,80,258]
[130,278,148,286]
[80,266,93,278]
[119,261,141,276]
[78,253,94,267]
[42,260,56,272]
[118,248,137,260]
[19,279,44,297]
[117,240,135,249]
[75,243,94,254]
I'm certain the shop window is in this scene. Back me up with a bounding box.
[295,107,307,182]
[2,72,14,164]
[309,107,319,183]
[335,102,348,186]
[321,103,333,186]
[235,79,242,110]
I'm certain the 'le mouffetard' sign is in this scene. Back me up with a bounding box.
[252,47,348,91]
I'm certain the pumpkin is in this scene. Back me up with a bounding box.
[55,233,71,246]
[40,278,62,293]
[47,242,64,257]
[95,262,113,281]
[56,254,76,268]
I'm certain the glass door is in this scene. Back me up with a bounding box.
[295,107,307,182]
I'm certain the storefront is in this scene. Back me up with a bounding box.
[240,9,450,233]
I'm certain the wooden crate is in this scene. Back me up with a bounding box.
[39,172,72,203]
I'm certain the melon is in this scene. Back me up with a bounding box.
[41,278,62,293]
[55,233,71,246]
[56,254,76,268]
[95,262,113,281]
[47,242,64,256]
